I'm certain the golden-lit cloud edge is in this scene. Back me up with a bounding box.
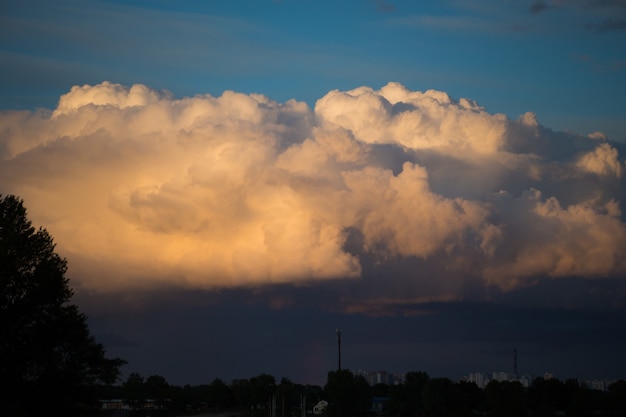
[1,81,624,299]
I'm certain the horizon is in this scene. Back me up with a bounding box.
[103,363,624,389]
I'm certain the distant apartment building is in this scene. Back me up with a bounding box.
[466,372,489,389]
[464,372,532,388]
[492,371,510,382]
[584,379,618,392]
[518,374,531,388]
[354,369,405,386]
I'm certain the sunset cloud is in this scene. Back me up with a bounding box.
[1,82,624,299]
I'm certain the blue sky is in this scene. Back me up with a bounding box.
[2,0,626,387]
[2,0,625,141]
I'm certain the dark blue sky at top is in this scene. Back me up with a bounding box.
[1,0,626,387]
[2,0,625,140]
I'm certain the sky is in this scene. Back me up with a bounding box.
[1,0,626,387]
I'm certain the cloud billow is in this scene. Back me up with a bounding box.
[1,81,624,302]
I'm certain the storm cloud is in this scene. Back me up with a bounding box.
[1,81,624,307]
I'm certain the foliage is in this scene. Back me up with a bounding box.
[607,379,626,415]
[145,374,172,407]
[122,372,147,409]
[387,370,430,416]
[324,369,370,417]
[207,377,236,410]
[93,370,626,417]
[484,380,525,417]
[250,372,277,409]
[0,194,126,416]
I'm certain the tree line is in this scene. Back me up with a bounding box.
[97,369,626,417]
[97,372,323,414]
[2,194,625,417]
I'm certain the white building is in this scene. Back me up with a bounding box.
[313,400,328,415]
[466,372,490,389]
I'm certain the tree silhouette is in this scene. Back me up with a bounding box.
[421,377,453,417]
[94,371,626,416]
[207,377,236,410]
[145,374,171,408]
[400,370,430,416]
[324,369,370,417]
[0,194,126,416]
[608,379,626,415]
[122,372,146,409]
[484,380,525,417]
[250,372,277,411]
[231,378,252,408]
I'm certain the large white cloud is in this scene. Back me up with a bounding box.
[315,82,508,155]
[1,81,624,297]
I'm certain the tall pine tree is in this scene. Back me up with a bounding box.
[0,194,126,416]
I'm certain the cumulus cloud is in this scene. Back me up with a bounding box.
[577,142,623,177]
[315,83,508,155]
[1,81,625,301]
[483,189,626,289]
[53,81,168,115]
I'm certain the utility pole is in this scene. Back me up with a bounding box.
[336,328,342,370]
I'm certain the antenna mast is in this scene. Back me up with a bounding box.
[336,328,342,370]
